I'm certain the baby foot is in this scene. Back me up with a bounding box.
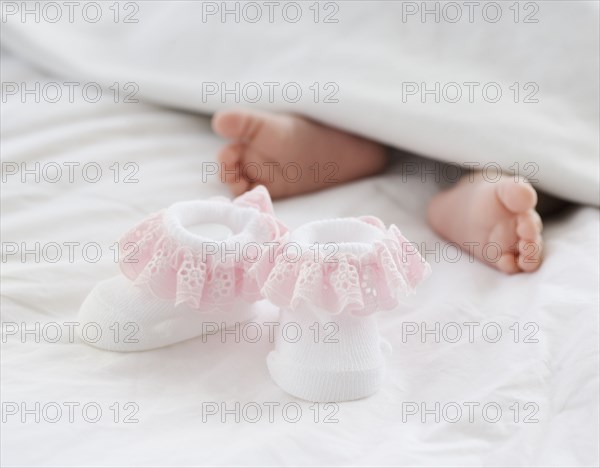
[427,173,543,273]
[211,109,387,199]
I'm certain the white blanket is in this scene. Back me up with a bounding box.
[1,0,599,205]
[1,46,599,467]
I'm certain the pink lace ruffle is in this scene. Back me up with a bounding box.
[119,186,286,310]
[258,216,430,315]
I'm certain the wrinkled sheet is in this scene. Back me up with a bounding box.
[1,47,599,467]
[1,0,599,205]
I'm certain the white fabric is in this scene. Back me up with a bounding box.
[268,219,393,402]
[268,307,387,402]
[76,195,275,351]
[1,37,599,468]
[164,198,270,248]
[1,1,598,205]
[77,275,261,352]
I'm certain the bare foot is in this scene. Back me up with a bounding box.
[427,173,543,273]
[211,109,387,199]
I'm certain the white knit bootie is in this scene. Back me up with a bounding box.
[78,186,285,351]
[260,216,430,401]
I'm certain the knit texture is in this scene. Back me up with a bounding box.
[266,217,429,402]
[78,186,283,351]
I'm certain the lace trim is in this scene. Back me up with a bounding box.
[258,217,430,315]
[119,186,285,310]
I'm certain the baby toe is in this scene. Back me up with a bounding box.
[497,178,538,214]
[217,144,250,196]
[212,109,268,143]
[212,110,245,139]
[517,210,543,240]
[517,237,543,272]
[488,217,519,254]
[497,253,520,274]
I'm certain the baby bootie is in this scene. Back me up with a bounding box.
[78,186,286,351]
[260,216,430,402]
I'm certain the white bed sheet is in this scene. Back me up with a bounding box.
[1,52,599,468]
[3,0,598,206]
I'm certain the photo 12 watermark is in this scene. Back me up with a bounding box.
[2,321,141,345]
[399,1,540,24]
[1,1,140,24]
[1,161,140,184]
[401,82,539,104]
[200,81,340,104]
[201,161,340,185]
[401,321,540,344]
[397,160,539,184]
[201,401,340,423]
[2,401,140,424]
[401,401,540,424]
[1,82,140,104]
[200,1,340,24]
